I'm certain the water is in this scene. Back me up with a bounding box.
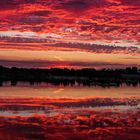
[0,82,140,140]
[0,82,139,98]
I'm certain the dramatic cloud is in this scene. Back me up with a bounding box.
[0,0,139,68]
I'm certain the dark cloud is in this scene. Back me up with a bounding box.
[63,1,89,11]
[20,16,46,25]
[57,0,109,12]
[50,42,140,55]
[9,15,46,25]
[0,0,20,10]
[0,35,139,55]
[28,10,52,17]
[0,0,36,10]
[0,59,139,69]
[120,0,140,6]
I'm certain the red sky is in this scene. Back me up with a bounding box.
[0,0,140,68]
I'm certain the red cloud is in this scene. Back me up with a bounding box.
[0,0,139,68]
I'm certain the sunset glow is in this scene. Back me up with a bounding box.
[0,1,140,140]
[0,0,139,68]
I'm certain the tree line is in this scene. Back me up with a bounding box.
[0,66,140,87]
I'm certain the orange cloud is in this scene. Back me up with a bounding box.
[0,0,139,68]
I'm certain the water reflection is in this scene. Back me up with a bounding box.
[0,79,140,87]
[0,82,139,140]
[0,82,139,99]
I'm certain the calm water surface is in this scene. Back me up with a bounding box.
[0,82,139,98]
[0,82,140,140]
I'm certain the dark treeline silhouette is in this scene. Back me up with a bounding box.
[0,66,140,87]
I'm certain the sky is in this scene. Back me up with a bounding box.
[0,0,140,69]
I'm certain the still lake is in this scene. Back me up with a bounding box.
[0,82,140,140]
[0,82,139,98]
